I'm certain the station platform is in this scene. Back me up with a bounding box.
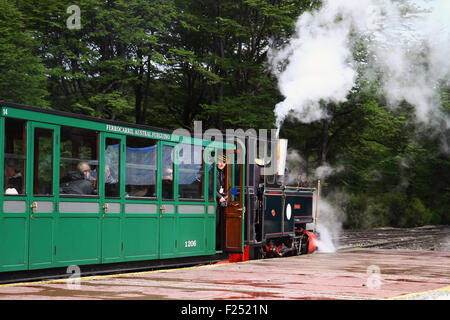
[0,248,449,300]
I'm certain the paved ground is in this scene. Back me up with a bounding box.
[0,248,449,300]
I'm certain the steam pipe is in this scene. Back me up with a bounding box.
[314,179,321,233]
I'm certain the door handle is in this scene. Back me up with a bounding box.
[30,202,38,219]
[237,207,246,214]
[102,204,109,219]
[30,202,38,211]
[159,205,166,218]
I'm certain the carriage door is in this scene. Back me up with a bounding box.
[224,145,245,253]
[28,122,59,270]
[1,117,29,271]
[100,133,125,263]
[158,142,177,259]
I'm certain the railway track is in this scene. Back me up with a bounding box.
[336,225,450,251]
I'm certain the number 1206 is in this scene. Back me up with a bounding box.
[185,240,197,248]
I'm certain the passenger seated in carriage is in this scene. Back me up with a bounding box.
[4,159,23,195]
[60,161,95,195]
[105,164,119,197]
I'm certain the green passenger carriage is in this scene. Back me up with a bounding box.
[0,102,241,276]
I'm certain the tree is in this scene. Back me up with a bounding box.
[19,0,176,123]
[0,0,48,107]
[162,0,317,130]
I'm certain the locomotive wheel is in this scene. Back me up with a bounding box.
[300,233,309,255]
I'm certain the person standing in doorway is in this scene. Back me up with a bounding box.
[216,154,228,250]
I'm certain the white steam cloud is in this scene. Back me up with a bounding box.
[308,194,347,253]
[285,150,346,252]
[314,163,344,181]
[284,149,307,185]
[269,0,450,128]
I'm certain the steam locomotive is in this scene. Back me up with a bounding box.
[219,135,319,262]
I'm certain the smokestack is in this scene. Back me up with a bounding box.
[276,139,288,176]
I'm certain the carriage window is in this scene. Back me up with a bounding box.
[105,138,120,198]
[33,128,53,195]
[60,126,98,196]
[178,144,204,200]
[162,145,174,200]
[4,118,26,195]
[126,136,157,198]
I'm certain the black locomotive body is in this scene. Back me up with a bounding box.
[231,135,318,261]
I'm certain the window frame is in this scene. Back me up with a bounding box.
[102,134,124,200]
[125,135,158,200]
[59,125,100,198]
[2,117,27,197]
[176,143,205,202]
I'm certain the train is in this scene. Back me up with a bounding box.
[0,101,319,283]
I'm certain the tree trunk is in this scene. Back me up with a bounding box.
[135,52,144,124]
[320,119,330,166]
[141,58,151,124]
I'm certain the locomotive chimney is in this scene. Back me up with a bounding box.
[276,138,288,176]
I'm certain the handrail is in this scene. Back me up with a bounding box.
[283,186,316,191]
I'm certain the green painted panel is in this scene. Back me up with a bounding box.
[178,216,205,256]
[0,217,28,270]
[29,217,53,269]
[101,217,122,263]
[160,216,176,259]
[55,217,99,265]
[205,216,216,253]
[123,217,158,260]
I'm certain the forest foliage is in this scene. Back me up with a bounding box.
[0,0,448,228]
